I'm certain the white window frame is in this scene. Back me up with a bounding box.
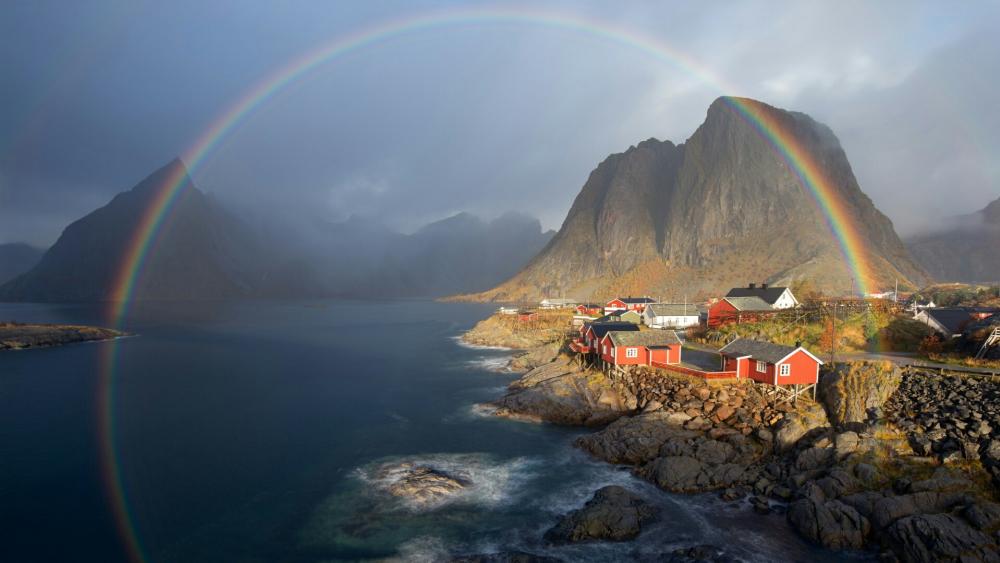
[756,360,767,373]
[779,364,791,377]
[626,347,638,358]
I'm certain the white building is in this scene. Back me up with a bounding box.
[643,303,702,329]
[539,298,577,309]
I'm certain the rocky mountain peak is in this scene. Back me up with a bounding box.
[466,97,927,301]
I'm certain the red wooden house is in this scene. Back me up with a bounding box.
[575,303,604,316]
[707,296,776,328]
[719,338,822,386]
[517,310,538,322]
[605,296,656,313]
[575,321,639,353]
[599,330,682,367]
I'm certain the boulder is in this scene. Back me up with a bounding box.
[495,359,632,426]
[962,501,1000,531]
[544,486,657,543]
[575,412,698,465]
[788,498,871,550]
[871,492,971,529]
[645,456,704,492]
[774,402,829,453]
[885,513,999,563]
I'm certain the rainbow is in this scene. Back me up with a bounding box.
[98,8,880,562]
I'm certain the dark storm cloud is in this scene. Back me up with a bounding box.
[1,0,998,245]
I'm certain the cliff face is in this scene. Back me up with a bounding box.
[473,97,927,301]
[906,196,1000,283]
[0,159,260,301]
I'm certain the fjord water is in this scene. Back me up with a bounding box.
[0,301,849,562]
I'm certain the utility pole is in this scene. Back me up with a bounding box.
[894,278,899,303]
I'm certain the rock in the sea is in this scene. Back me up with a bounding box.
[377,463,470,508]
[544,486,657,543]
[885,513,999,563]
[788,498,871,550]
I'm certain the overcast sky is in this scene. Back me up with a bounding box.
[2,0,998,246]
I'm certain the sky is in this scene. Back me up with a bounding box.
[1,0,998,247]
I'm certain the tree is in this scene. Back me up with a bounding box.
[820,317,837,361]
[918,334,943,355]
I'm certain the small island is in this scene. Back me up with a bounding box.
[0,321,126,351]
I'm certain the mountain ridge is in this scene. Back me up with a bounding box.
[460,96,927,302]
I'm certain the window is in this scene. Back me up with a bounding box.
[779,364,791,377]
[626,347,638,358]
[756,360,766,373]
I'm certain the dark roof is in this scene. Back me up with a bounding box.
[725,286,791,305]
[613,296,656,304]
[923,308,982,334]
[588,322,640,339]
[607,330,681,347]
[723,296,774,311]
[719,338,819,364]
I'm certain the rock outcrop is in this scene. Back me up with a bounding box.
[819,361,901,427]
[544,486,657,543]
[374,462,470,508]
[491,357,634,426]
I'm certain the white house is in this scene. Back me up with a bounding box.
[643,303,702,329]
[725,283,798,310]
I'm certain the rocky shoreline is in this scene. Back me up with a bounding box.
[0,321,126,350]
[463,317,1000,562]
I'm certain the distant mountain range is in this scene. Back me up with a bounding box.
[906,196,1000,283]
[0,160,554,302]
[465,97,929,302]
[0,243,45,286]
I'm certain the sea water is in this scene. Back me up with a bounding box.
[0,301,862,562]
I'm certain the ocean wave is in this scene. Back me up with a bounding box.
[450,336,513,351]
[465,356,511,372]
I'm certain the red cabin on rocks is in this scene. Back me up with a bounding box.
[581,321,639,350]
[719,338,822,386]
[599,330,682,367]
[707,296,776,328]
[605,296,656,313]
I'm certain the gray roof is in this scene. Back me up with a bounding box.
[645,303,702,317]
[588,322,640,340]
[726,286,791,305]
[723,296,775,311]
[607,330,681,347]
[719,338,817,364]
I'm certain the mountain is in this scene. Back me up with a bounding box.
[372,212,555,297]
[0,159,552,302]
[468,97,927,301]
[0,159,261,302]
[906,196,1000,283]
[0,243,45,286]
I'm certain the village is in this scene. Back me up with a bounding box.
[497,283,1000,405]
[463,284,1000,559]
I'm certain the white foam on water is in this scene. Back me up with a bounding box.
[358,453,541,513]
[383,535,451,563]
[450,336,513,351]
[465,355,512,372]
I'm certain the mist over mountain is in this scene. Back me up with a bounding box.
[906,196,1000,283]
[0,161,553,302]
[0,243,45,286]
[469,97,927,301]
